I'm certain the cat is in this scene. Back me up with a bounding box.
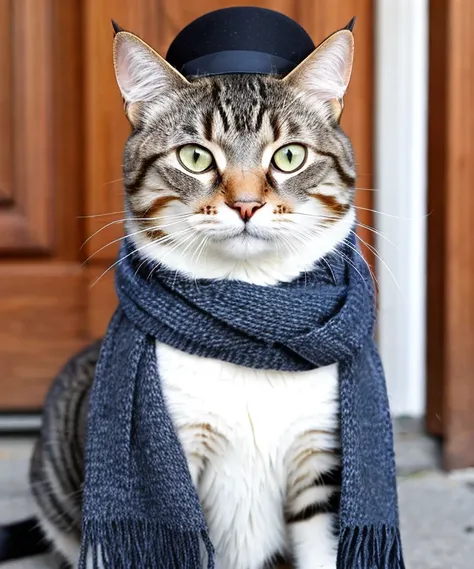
[0,21,357,569]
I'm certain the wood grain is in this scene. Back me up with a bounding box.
[0,264,88,409]
[426,0,474,469]
[0,1,88,409]
[0,0,54,253]
[50,0,84,261]
[426,0,448,438]
[0,0,13,205]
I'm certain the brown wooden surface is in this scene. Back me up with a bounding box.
[51,0,84,261]
[0,264,87,409]
[426,0,474,469]
[426,0,448,438]
[0,0,53,253]
[0,0,87,409]
[0,1,13,205]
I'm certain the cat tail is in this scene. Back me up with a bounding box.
[0,517,50,563]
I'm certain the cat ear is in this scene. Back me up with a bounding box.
[283,29,354,120]
[113,30,188,123]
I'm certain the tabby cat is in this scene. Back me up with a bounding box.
[1,20,357,569]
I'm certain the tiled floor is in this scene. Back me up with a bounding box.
[1,426,474,569]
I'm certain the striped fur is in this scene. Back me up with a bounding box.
[29,342,101,564]
[16,25,358,569]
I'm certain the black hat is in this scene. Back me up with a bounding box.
[166,7,319,78]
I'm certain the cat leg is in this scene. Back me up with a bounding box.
[285,433,341,569]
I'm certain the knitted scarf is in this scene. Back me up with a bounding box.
[79,235,405,569]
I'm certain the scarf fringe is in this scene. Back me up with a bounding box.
[337,525,405,569]
[79,519,214,569]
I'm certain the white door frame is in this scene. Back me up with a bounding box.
[374,0,429,417]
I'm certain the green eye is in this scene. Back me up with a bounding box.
[272,144,307,173]
[178,144,214,173]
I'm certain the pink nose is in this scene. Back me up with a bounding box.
[231,201,264,222]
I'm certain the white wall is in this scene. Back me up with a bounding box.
[374,0,429,417]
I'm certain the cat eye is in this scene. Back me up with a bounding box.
[178,144,215,173]
[272,144,307,173]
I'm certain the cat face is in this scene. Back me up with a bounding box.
[113,28,356,283]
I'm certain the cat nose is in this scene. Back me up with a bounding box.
[231,201,265,222]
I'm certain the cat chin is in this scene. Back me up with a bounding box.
[209,234,276,260]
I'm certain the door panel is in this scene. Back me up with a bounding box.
[0,0,87,410]
[0,2,13,205]
[0,0,53,253]
[427,0,474,470]
[0,264,86,408]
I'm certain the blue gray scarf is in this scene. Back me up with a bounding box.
[80,235,405,569]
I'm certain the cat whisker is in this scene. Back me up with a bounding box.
[171,233,202,286]
[132,228,194,276]
[280,231,311,258]
[333,248,371,290]
[354,205,430,221]
[355,221,397,248]
[147,231,197,282]
[80,213,192,249]
[342,237,379,291]
[178,233,202,264]
[82,219,190,265]
[147,227,195,253]
[189,235,206,283]
[192,235,210,282]
[352,231,400,292]
[322,257,337,285]
[103,177,124,186]
[291,211,341,221]
[78,210,127,219]
[89,229,192,289]
[293,225,372,289]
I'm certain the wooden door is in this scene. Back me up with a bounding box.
[0,0,375,410]
[0,0,88,409]
[426,0,474,470]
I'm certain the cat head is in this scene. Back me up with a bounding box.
[113,24,356,285]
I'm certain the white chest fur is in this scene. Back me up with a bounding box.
[157,341,340,569]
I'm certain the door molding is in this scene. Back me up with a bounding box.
[0,0,54,253]
[375,0,429,417]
